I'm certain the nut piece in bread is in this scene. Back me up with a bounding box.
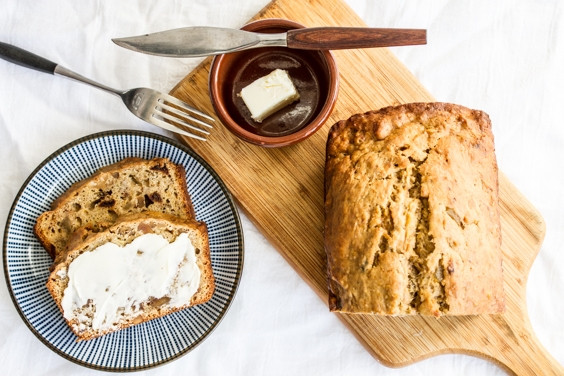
[34,157,195,261]
[324,103,505,317]
[47,212,214,341]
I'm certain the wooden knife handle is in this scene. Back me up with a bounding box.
[286,27,427,50]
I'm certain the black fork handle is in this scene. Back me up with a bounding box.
[0,41,123,96]
[0,41,57,74]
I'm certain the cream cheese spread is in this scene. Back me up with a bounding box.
[239,68,300,122]
[61,233,200,331]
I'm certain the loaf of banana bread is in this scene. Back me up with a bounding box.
[324,103,505,317]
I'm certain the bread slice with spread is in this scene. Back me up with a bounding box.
[46,212,214,341]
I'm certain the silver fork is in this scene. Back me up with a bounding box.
[0,42,213,141]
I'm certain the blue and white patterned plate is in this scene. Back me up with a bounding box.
[3,130,244,371]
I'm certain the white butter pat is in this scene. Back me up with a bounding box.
[61,233,200,332]
[239,69,300,122]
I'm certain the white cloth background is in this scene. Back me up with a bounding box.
[1,1,563,375]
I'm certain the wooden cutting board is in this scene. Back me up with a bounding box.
[170,0,563,374]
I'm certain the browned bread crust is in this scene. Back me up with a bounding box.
[324,103,504,317]
[46,212,214,341]
[34,157,195,260]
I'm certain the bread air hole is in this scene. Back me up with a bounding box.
[135,195,144,208]
[149,296,170,308]
[123,200,133,211]
[60,217,72,232]
[144,194,154,207]
[149,192,162,203]
[107,210,118,221]
[129,175,141,185]
[150,164,169,174]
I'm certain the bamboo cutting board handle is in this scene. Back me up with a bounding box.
[170,0,563,373]
[492,318,563,375]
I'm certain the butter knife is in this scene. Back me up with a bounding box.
[112,26,426,57]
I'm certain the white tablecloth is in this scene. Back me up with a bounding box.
[1,1,563,375]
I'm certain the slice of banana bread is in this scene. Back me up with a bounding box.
[46,212,214,341]
[324,103,505,317]
[34,157,195,261]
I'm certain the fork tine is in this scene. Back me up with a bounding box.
[158,101,214,129]
[162,95,215,122]
[153,108,211,135]
[150,116,207,141]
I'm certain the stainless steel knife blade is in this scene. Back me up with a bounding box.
[112,27,287,57]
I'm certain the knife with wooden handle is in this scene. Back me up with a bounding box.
[112,26,426,57]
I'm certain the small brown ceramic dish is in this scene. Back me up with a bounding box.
[209,18,339,147]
